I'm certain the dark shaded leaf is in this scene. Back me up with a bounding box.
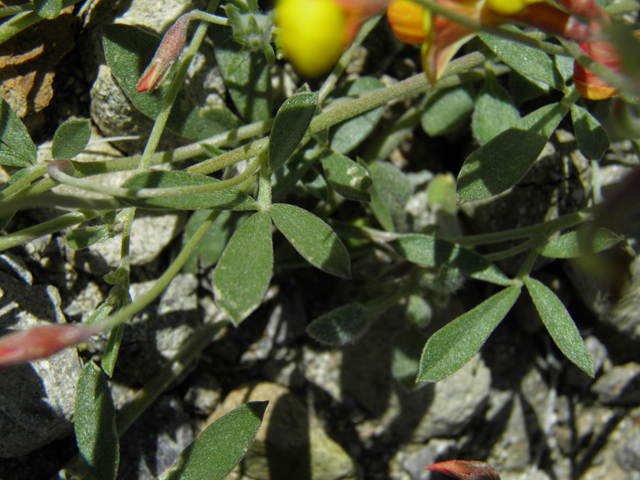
[367,161,412,232]
[321,151,371,201]
[392,234,511,286]
[422,84,474,136]
[571,104,610,160]
[541,227,622,258]
[66,225,112,250]
[307,303,372,346]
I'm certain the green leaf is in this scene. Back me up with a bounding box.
[368,161,412,232]
[392,234,512,286]
[329,77,386,155]
[392,326,428,390]
[0,97,36,167]
[52,119,92,160]
[268,89,318,172]
[418,285,521,382]
[75,362,119,480]
[541,227,622,259]
[571,104,610,160]
[210,27,272,123]
[182,211,248,274]
[213,211,273,325]
[421,84,475,136]
[33,0,62,19]
[271,203,350,278]
[480,26,565,91]
[102,24,241,141]
[301,167,329,200]
[524,277,594,377]
[66,225,112,250]
[472,73,520,145]
[120,171,257,210]
[306,303,373,346]
[321,151,372,201]
[509,70,550,104]
[156,401,267,480]
[102,323,124,377]
[271,144,324,202]
[426,173,458,215]
[457,102,568,203]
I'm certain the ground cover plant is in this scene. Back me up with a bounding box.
[0,0,640,478]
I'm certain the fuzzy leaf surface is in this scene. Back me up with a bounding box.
[272,144,324,202]
[418,286,521,382]
[34,0,61,18]
[368,161,412,232]
[472,73,520,144]
[422,84,474,136]
[102,24,241,141]
[321,151,372,201]
[75,362,119,480]
[541,227,622,258]
[525,277,594,377]
[271,203,350,278]
[393,235,511,286]
[211,27,272,123]
[307,303,373,346]
[571,104,610,160]
[156,401,267,480]
[0,98,36,167]
[66,225,112,250]
[52,119,91,159]
[268,90,318,172]
[480,27,565,91]
[213,211,273,325]
[457,102,567,203]
[121,171,256,210]
[329,77,385,154]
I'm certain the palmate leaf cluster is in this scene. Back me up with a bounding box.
[0,0,636,477]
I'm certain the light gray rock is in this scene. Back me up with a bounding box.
[0,272,82,457]
[114,273,200,382]
[486,392,531,471]
[183,371,222,415]
[118,394,194,480]
[392,439,458,480]
[592,363,640,405]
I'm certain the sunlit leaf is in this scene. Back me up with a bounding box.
[321,151,371,202]
[480,26,565,91]
[271,203,350,278]
[457,102,568,203]
[525,277,594,377]
[52,119,92,160]
[268,88,318,172]
[33,0,61,19]
[0,98,36,167]
[418,286,521,382]
[392,235,511,286]
[307,303,372,346]
[213,211,273,325]
[66,225,112,250]
[541,227,622,258]
[472,73,520,144]
[156,401,267,480]
[75,362,119,480]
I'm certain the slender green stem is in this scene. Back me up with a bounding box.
[0,3,32,18]
[0,210,102,252]
[256,152,272,211]
[97,210,222,332]
[516,236,547,279]
[483,237,540,262]
[0,165,47,201]
[191,10,229,26]
[318,13,383,104]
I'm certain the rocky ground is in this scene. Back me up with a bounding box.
[2,1,640,480]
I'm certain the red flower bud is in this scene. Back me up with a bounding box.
[426,460,502,480]
[137,12,196,93]
[506,3,599,42]
[574,41,621,100]
[0,324,100,369]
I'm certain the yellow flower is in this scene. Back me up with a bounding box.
[276,0,347,77]
[485,0,544,16]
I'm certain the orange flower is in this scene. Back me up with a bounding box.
[574,41,621,100]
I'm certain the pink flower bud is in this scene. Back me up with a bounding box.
[425,460,502,480]
[0,324,100,369]
[136,12,196,93]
